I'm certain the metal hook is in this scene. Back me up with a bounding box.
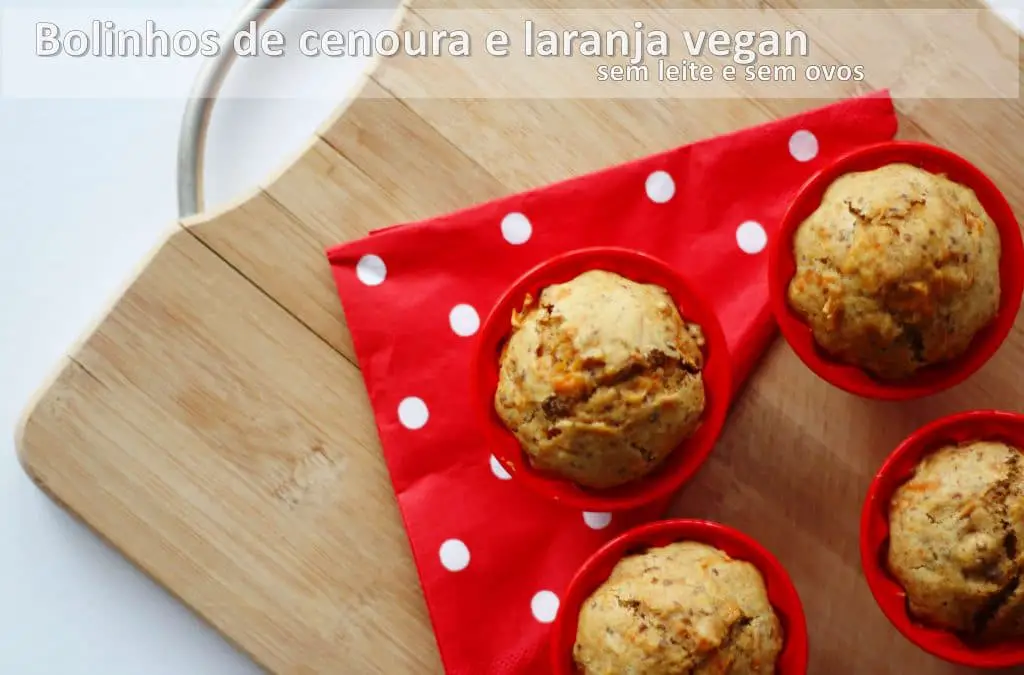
[176,0,287,219]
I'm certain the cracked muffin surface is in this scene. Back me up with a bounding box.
[573,541,783,674]
[888,440,1024,641]
[493,269,706,490]
[787,163,1001,379]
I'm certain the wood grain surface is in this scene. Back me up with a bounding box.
[15,1,1024,673]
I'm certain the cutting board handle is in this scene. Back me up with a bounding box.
[176,0,286,219]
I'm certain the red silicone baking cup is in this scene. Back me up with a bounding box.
[768,141,1024,400]
[551,519,809,674]
[471,247,732,512]
[861,410,1024,668]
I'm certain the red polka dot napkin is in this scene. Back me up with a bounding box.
[325,93,898,674]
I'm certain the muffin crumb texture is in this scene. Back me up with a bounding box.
[573,541,783,674]
[494,269,706,489]
[787,163,1001,379]
[888,440,1024,641]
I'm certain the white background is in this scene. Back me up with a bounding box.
[0,1,1020,673]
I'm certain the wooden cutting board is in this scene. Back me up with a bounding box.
[16,1,1024,673]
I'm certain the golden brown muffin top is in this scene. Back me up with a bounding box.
[889,440,1024,641]
[787,163,1001,379]
[493,270,706,489]
[505,269,703,404]
[574,542,783,674]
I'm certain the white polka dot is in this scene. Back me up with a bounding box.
[490,454,512,480]
[736,221,768,255]
[355,254,387,286]
[583,512,612,530]
[531,590,560,624]
[398,397,429,430]
[501,212,532,245]
[448,304,480,337]
[439,539,470,572]
[788,130,819,162]
[645,170,676,203]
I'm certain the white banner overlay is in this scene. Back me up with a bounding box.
[1,7,1020,99]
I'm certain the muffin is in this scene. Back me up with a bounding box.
[787,163,1001,379]
[493,269,706,490]
[888,440,1024,641]
[573,541,784,674]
